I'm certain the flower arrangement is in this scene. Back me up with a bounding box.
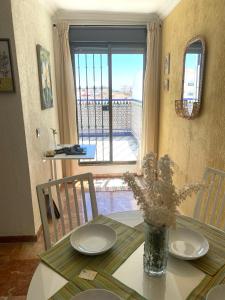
[124,152,202,227]
[50,128,57,148]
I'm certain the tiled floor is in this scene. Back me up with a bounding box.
[79,135,139,162]
[0,188,137,299]
[94,178,130,191]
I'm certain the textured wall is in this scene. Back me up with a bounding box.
[0,0,35,236]
[159,0,225,215]
[11,0,61,233]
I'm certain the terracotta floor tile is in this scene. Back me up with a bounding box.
[0,296,27,300]
[16,238,45,260]
[0,259,39,296]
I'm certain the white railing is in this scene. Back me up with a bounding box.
[77,99,142,140]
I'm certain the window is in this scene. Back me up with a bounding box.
[70,26,146,164]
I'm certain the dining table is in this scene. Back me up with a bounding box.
[27,210,225,300]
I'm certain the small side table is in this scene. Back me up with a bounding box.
[44,144,96,180]
[43,144,96,218]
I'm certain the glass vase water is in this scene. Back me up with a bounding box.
[143,221,169,277]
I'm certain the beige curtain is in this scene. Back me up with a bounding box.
[138,19,161,171]
[54,22,78,177]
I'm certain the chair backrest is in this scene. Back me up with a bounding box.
[36,172,98,249]
[194,167,225,230]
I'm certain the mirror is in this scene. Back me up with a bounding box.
[175,36,205,119]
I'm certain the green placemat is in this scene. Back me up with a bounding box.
[186,263,225,300]
[49,270,146,300]
[49,282,81,300]
[134,215,225,276]
[40,215,144,280]
[176,215,225,276]
[43,214,225,300]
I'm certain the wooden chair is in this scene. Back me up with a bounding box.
[37,172,98,249]
[194,167,225,230]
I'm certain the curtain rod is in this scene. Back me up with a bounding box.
[53,23,162,28]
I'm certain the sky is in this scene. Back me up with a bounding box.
[74,53,143,91]
[183,53,201,100]
[112,54,143,90]
[185,53,199,70]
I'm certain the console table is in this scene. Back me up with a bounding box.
[43,144,96,218]
[44,144,96,180]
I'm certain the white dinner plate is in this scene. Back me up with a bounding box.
[169,227,209,260]
[70,224,117,255]
[206,284,225,300]
[71,289,121,300]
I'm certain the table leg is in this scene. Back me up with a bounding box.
[53,160,57,180]
[50,160,54,180]
[48,160,60,219]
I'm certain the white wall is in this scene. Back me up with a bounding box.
[0,0,35,236]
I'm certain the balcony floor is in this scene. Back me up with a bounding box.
[79,135,139,162]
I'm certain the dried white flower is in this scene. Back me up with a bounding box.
[124,153,203,227]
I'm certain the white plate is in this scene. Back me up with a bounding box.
[206,284,225,300]
[71,289,121,300]
[169,227,209,260]
[70,224,117,255]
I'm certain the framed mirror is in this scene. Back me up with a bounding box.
[175,36,205,119]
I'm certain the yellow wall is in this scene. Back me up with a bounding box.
[0,0,35,236]
[159,0,225,216]
[11,0,61,233]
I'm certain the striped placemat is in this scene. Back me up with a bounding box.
[135,215,225,276]
[176,215,225,276]
[186,263,225,299]
[43,214,225,300]
[49,282,81,300]
[49,270,146,300]
[135,216,225,299]
[40,215,144,280]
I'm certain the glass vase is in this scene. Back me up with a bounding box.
[143,221,169,277]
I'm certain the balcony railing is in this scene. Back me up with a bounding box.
[77,98,142,139]
[77,98,142,162]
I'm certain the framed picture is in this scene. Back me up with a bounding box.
[164,53,170,75]
[0,39,15,92]
[36,44,53,109]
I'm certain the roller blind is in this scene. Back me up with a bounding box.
[69,25,147,47]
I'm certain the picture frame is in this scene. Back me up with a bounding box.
[0,39,15,92]
[36,44,53,110]
[164,53,170,75]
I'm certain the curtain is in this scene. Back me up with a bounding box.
[138,19,161,171]
[54,22,78,177]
